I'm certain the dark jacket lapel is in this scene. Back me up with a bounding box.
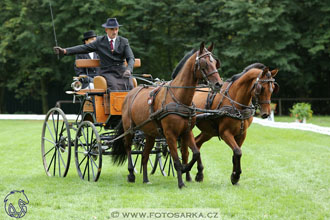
[114,37,120,52]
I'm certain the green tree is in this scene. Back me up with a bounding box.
[1,0,329,114]
[0,0,107,113]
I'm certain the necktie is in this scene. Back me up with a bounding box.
[110,39,114,52]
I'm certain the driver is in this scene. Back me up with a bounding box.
[54,18,135,91]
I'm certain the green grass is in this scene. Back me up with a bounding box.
[0,120,329,220]
[275,115,330,127]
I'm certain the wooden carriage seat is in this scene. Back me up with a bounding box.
[75,59,141,68]
[94,76,107,90]
[75,58,140,88]
[76,59,140,122]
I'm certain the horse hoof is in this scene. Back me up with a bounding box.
[178,183,186,189]
[143,181,152,184]
[230,173,240,185]
[195,173,204,182]
[127,175,135,183]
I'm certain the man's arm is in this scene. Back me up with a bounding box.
[124,40,135,73]
[54,38,99,55]
[66,40,98,55]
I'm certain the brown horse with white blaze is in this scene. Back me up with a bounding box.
[182,63,279,185]
[111,42,223,188]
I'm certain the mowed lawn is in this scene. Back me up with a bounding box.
[0,119,329,220]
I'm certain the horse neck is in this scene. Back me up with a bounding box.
[170,57,197,106]
[228,69,261,107]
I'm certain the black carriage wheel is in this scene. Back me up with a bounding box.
[150,152,166,176]
[130,152,160,175]
[161,150,176,177]
[130,137,166,176]
[74,121,102,182]
[41,107,72,177]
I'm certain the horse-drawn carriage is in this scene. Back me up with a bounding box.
[41,42,279,188]
[41,58,174,182]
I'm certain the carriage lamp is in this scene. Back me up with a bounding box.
[71,78,83,91]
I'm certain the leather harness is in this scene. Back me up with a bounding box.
[197,71,277,136]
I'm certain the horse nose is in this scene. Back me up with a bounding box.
[214,82,222,91]
[261,113,269,119]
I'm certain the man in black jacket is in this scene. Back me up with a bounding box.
[75,30,100,89]
[54,18,135,91]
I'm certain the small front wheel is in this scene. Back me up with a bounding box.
[74,121,102,182]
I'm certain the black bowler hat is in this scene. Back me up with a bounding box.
[82,30,97,42]
[102,18,122,28]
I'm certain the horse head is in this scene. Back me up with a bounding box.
[194,42,223,92]
[253,67,279,118]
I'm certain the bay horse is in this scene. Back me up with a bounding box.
[111,42,223,188]
[181,63,279,185]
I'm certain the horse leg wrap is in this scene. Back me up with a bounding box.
[174,160,184,172]
[182,152,200,173]
[232,155,242,175]
[195,163,204,182]
[127,164,135,183]
[233,148,242,156]
[192,151,201,161]
[173,160,185,188]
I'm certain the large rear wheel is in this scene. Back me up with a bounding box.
[74,121,102,181]
[41,107,72,177]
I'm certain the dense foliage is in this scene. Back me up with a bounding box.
[1,0,329,113]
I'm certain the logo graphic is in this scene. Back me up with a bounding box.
[4,190,29,218]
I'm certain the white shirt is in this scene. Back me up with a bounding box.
[88,52,94,59]
[107,35,116,50]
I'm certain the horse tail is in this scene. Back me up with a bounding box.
[111,120,128,166]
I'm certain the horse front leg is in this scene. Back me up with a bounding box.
[180,138,192,182]
[193,132,212,182]
[222,131,243,185]
[231,131,247,184]
[166,136,185,189]
[181,131,201,174]
[231,148,242,185]
[142,135,155,184]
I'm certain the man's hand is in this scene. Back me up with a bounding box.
[123,69,131,78]
[53,46,66,55]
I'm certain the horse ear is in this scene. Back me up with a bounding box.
[199,42,205,54]
[262,67,269,76]
[207,42,214,52]
[271,68,279,77]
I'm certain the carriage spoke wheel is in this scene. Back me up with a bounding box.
[160,149,176,177]
[130,151,161,175]
[41,107,71,177]
[75,121,102,182]
[130,137,166,176]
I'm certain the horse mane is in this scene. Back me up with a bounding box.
[171,49,197,79]
[226,63,266,82]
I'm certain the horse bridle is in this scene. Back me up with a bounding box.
[194,50,220,86]
[253,71,279,107]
